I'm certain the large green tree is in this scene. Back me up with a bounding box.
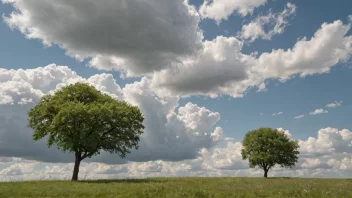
[28,83,144,181]
[241,128,299,178]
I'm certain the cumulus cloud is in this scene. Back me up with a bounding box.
[3,66,350,178]
[0,65,222,163]
[2,127,352,180]
[277,128,292,139]
[152,36,254,98]
[0,163,36,176]
[2,0,203,77]
[294,115,305,119]
[199,141,247,170]
[0,81,42,105]
[272,112,283,116]
[122,78,223,162]
[326,101,343,108]
[309,109,328,115]
[0,64,122,105]
[1,0,352,181]
[0,105,72,162]
[239,2,296,42]
[199,0,267,22]
[152,20,352,98]
[253,20,352,81]
[299,127,352,157]
[3,1,352,98]
[225,137,235,141]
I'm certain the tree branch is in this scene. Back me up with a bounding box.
[101,126,117,139]
[268,164,273,170]
[82,151,89,159]
[86,115,100,137]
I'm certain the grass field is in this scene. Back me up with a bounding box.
[0,177,352,198]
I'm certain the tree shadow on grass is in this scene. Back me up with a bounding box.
[266,177,295,179]
[79,178,164,184]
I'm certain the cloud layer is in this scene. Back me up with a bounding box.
[3,1,352,98]
[239,3,296,42]
[1,0,352,180]
[199,0,267,22]
[152,20,352,98]
[310,109,328,115]
[0,65,222,163]
[1,66,352,180]
[272,112,283,116]
[294,115,305,119]
[1,127,352,180]
[326,101,343,108]
[2,0,202,77]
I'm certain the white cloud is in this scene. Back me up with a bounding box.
[239,2,296,42]
[254,20,352,81]
[1,0,352,181]
[0,163,36,176]
[0,64,122,105]
[309,109,328,115]
[0,65,222,163]
[2,127,352,180]
[0,81,42,105]
[152,20,352,98]
[340,157,352,171]
[299,127,352,157]
[326,101,343,108]
[294,115,305,119]
[152,36,253,98]
[199,141,248,170]
[123,78,223,162]
[224,137,235,141]
[272,112,283,116]
[2,0,203,77]
[199,0,267,22]
[3,1,352,99]
[277,128,292,139]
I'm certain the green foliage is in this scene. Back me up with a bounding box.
[28,82,144,160]
[1,178,352,198]
[241,128,300,177]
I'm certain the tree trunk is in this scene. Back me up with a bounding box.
[264,169,268,178]
[71,153,81,181]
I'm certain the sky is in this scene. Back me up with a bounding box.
[0,0,352,180]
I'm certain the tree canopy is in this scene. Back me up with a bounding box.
[28,83,144,180]
[241,128,299,178]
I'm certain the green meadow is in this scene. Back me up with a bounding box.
[1,177,352,198]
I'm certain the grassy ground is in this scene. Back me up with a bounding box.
[0,177,352,198]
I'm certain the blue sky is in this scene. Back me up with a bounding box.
[186,0,352,141]
[1,0,351,141]
[1,0,352,179]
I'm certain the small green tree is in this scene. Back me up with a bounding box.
[28,83,144,181]
[241,128,299,178]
